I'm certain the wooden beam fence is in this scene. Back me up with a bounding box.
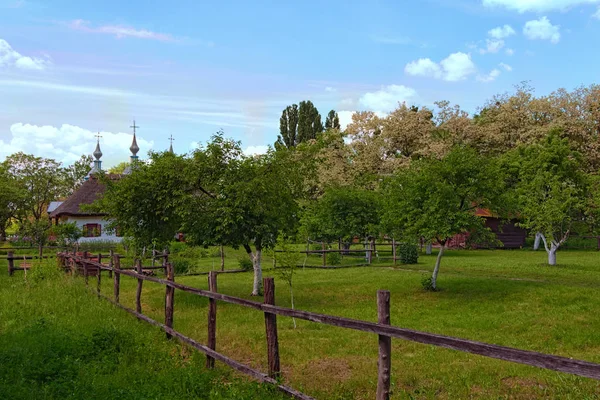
[57,252,600,399]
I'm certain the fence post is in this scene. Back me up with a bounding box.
[392,239,397,266]
[376,290,391,400]
[263,277,281,378]
[82,251,89,286]
[108,250,113,278]
[135,258,143,313]
[7,251,14,276]
[113,253,121,304]
[322,242,327,267]
[97,253,102,297]
[206,271,218,368]
[163,249,169,276]
[165,262,174,339]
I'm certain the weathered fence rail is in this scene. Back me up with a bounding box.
[55,252,600,399]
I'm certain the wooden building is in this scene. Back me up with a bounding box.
[447,209,527,249]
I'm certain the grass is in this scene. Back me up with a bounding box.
[4,247,600,398]
[0,261,288,400]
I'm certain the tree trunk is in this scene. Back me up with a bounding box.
[38,243,43,258]
[426,242,432,255]
[540,233,568,266]
[251,248,263,296]
[548,244,557,266]
[431,243,445,290]
[290,284,297,329]
[533,232,544,251]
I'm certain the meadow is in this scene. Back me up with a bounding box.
[3,247,600,399]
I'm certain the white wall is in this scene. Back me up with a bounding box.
[65,216,123,243]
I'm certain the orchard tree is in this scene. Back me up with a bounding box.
[383,146,506,290]
[185,134,300,296]
[92,152,192,252]
[3,153,64,222]
[0,165,26,241]
[504,130,588,265]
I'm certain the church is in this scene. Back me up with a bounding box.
[49,123,172,243]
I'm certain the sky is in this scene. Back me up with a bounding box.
[1,0,600,167]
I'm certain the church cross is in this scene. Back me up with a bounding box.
[130,120,139,135]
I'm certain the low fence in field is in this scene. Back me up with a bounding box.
[47,252,600,399]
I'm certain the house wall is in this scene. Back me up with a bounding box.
[447,217,527,249]
[62,216,122,243]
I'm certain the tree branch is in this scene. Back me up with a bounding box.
[540,233,550,253]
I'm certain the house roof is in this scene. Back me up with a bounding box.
[49,174,119,218]
[47,201,63,213]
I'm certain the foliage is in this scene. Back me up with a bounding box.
[276,104,299,149]
[397,243,418,264]
[61,154,93,196]
[52,222,82,246]
[107,161,130,174]
[237,257,253,271]
[326,251,342,266]
[324,110,341,130]
[92,151,192,253]
[19,219,52,250]
[297,100,323,143]
[0,164,26,241]
[172,259,191,275]
[420,275,436,291]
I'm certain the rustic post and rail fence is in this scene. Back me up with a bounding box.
[25,251,600,399]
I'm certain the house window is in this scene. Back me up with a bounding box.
[83,224,101,238]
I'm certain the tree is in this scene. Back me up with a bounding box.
[274,236,300,328]
[108,161,130,174]
[92,152,192,253]
[504,130,588,265]
[325,110,341,130]
[3,153,64,222]
[61,154,93,196]
[53,222,82,247]
[19,218,51,257]
[185,134,300,295]
[0,164,26,241]
[383,146,506,290]
[297,100,323,143]
[276,104,299,149]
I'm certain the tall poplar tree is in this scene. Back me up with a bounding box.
[325,110,341,130]
[297,100,323,143]
[276,104,299,149]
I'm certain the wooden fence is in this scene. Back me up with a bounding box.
[55,252,600,400]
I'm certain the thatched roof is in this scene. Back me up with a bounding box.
[50,174,119,218]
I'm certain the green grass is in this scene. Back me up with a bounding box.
[5,248,600,399]
[0,262,288,400]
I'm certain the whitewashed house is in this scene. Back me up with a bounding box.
[49,131,142,243]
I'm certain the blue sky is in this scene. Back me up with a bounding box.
[1,0,600,167]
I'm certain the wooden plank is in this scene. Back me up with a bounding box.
[377,290,391,400]
[263,277,280,379]
[135,259,143,314]
[165,262,174,339]
[97,253,102,297]
[322,242,326,267]
[113,253,121,303]
[206,271,217,369]
[392,239,397,266]
[108,250,113,279]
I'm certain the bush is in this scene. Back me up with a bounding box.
[398,243,418,264]
[421,275,437,291]
[169,241,188,254]
[172,259,191,275]
[326,252,342,266]
[238,257,253,271]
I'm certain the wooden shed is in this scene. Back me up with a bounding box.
[447,209,527,249]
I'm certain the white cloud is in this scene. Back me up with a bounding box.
[488,24,516,39]
[0,123,153,167]
[405,52,476,82]
[479,39,505,54]
[68,19,177,42]
[505,48,515,55]
[0,39,49,70]
[499,62,513,71]
[482,0,600,12]
[243,145,269,156]
[325,86,336,92]
[337,111,355,131]
[523,17,561,43]
[593,7,600,17]
[358,84,418,112]
[476,69,501,82]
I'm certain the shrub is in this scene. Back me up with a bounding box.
[398,243,418,264]
[326,252,342,266]
[172,259,191,275]
[421,275,437,291]
[238,257,253,271]
[169,241,187,254]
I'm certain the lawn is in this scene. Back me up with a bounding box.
[4,248,600,399]
[0,262,288,400]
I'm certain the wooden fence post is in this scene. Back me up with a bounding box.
[263,277,281,378]
[163,249,169,276]
[97,253,102,297]
[82,251,89,286]
[322,242,327,267]
[392,239,397,266]
[165,262,174,339]
[135,258,143,313]
[7,251,14,276]
[376,290,391,400]
[206,271,218,368]
[108,250,113,278]
[113,253,121,304]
